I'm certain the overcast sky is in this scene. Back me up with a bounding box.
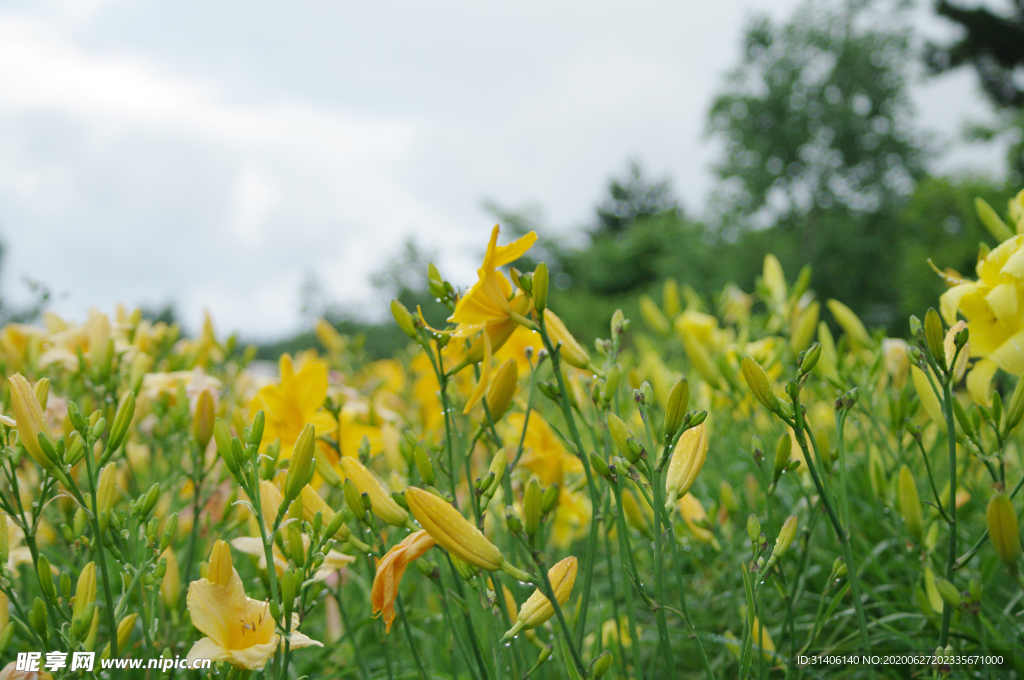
[0,0,1007,339]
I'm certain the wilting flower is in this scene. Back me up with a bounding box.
[186,540,321,670]
[445,225,537,413]
[502,556,577,640]
[371,530,436,633]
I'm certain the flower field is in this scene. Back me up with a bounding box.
[2,196,1024,679]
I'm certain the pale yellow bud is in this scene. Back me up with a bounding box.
[639,296,670,335]
[741,357,781,414]
[73,562,97,624]
[543,310,591,369]
[8,373,57,471]
[665,422,709,507]
[300,485,350,540]
[790,301,819,353]
[987,493,1021,566]
[898,465,924,540]
[485,359,518,422]
[340,456,409,527]
[316,319,346,353]
[208,539,234,587]
[943,321,969,384]
[826,299,871,350]
[503,556,577,640]
[97,464,118,532]
[405,486,503,571]
[160,549,180,609]
[762,254,787,308]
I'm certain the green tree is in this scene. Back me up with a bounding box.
[707,0,925,328]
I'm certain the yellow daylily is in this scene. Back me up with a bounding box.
[186,540,321,670]
[249,354,336,460]
[446,225,537,413]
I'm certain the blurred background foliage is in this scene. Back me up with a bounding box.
[11,0,1024,355]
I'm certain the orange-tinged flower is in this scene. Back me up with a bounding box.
[447,225,537,413]
[371,530,436,632]
[186,540,321,670]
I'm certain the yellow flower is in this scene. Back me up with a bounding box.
[0,662,54,680]
[186,540,321,670]
[939,233,1024,401]
[508,413,581,488]
[249,354,336,460]
[370,530,436,633]
[502,556,577,639]
[678,493,718,548]
[404,487,504,571]
[8,373,56,471]
[447,225,537,413]
[339,456,409,527]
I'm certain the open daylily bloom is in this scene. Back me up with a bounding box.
[186,540,321,670]
[248,354,336,460]
[371,530,436,633]
[445,225,537,413]
[940,233,1024,403]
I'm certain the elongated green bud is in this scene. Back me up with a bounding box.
[800,342,821,374]
[924,308,945,370]
[37,555,56,603]
[250,409,265,449]
[741,357,781,414]
[935,577,961,608]
[987,493,1021,566]
[285,423,317,503]
[976,196,1013,242]
[415,444,435,486]
[108,392,135,452]
[747,514,761,546]
[590,452,612,480]
[663,377,689,441]
[1004,376,1024,437]
[533,262,548,314]
[213,418,240,477]
[898,464,923,541]
[590,650,614,679]
[523,479,542,537]
[773,434,791,480]
[607,413,631,458]
[541,483,559,513]
[391,299,418,339]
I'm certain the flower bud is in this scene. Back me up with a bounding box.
[502,556,577,640]
[73,562,97,626]
[543,309,590,369]
[285,423,317,503]
[413,444,434,485]
[664,421,709,507]
[97,463,118,532]
[924,308,945,369]
[610,309,628,340]
[771,515,798,561]
[532,262,549,314]
[639,296,669,335]
[747,514,761,546]
[827,299,871,350]
[898,464,924,541]
[741,357,781,414]
[663,377,689,441]
[590,452,612,480]
[250,409,265,449]
[9,373,57,471]
[391,299,419,339]
[523,479,542,537]
[340,456,409,527]
[160,548,180,609]
[316,318,346,354]
[160,513,177,551]
[773,434,791,480]
[213,418,241,478]
[37,555,56,603]
[799,342,821,374]
[935,577,961,608]
[590,650,614,679]
[405,486,503,571]
[108,391,135,452]
[976,196,1014,242]
[34,378,50,411]
[485,359,518,422]
[987,493,1021,566]
[790,302,820,354]
[607,413,632,459]
[943,321,969,383]
[541,483,559,513]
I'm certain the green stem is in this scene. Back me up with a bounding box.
[612,481,645,680]
[939,380,958,648]
[397,594,430,680]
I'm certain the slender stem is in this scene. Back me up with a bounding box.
[83,433,119,658]
[641,415,676,677]
[611,480,645,680]
[397,594,430,680]
[537,317,600,647]
[939,380,958,648]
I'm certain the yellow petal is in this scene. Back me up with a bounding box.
[186,637,231,665]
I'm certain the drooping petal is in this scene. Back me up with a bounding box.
[186,637,232,665]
